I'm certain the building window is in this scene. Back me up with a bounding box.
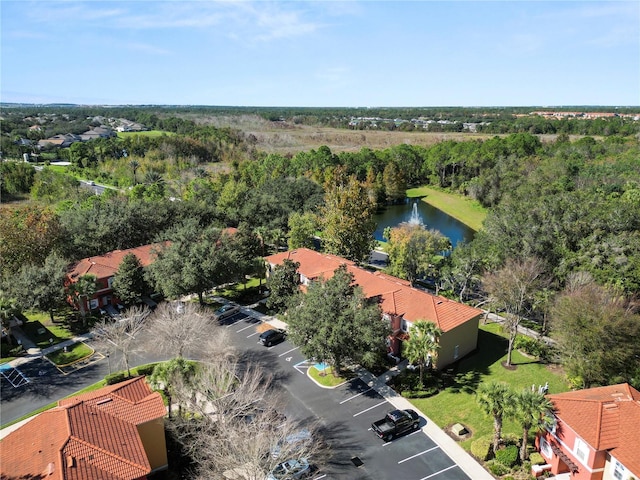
[402,319,413,332]
[454,345,459,360]
[89,298,99,310]
[613,460,625,480]
[574,438,588,463]
[539,437,552,458]
[107,276,114,289]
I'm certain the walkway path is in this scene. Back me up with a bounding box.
[237,299,493,479]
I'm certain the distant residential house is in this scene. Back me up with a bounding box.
[79,126,116,141]
[66,243,166,311]
[38,133,82,148]
[535,383,640,480]
[0,376,168,480]
[265,248,483,369]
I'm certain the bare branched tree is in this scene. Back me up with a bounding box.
[167,360,330,480]
[144,301,234,360]
[482,257,547,366]
[92,305,149,376]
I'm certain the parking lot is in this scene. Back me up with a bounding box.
[220,308,472,480]
[2,303,479,479]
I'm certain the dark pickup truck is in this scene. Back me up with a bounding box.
[371,409,420,441]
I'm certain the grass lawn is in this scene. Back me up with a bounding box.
[46,342,94,366]
[308,365,351,387]
[407,322,569,450]
[406,186,487,232]
[117,130,173,138]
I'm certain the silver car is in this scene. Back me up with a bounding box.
[214,303,240,322]
[266,458,311,480]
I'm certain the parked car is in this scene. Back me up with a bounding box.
[214,303,240,322]
[266,458,311,480]
[270,429,311,459]
[371,409,420,441]
[259,328,287,347]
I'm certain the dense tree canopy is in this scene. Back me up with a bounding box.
[286,265,389,373]
[320,173,377,263]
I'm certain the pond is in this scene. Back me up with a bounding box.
[373,198,476,247]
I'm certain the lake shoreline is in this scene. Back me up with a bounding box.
[406,186,487,232]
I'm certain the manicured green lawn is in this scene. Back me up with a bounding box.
[46,342,94,365]
[408,322,569,450]
[308,365,352,387]
[406,186,487,232]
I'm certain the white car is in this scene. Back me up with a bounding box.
[266,458,311,480]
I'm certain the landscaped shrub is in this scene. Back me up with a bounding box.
[390,369,440,397]
[486,460,509,476]
[529,452,545,465]
[495,444,519,468]
[470,435,492,461]
[514,335,550,359]
[135,363,157,376]
[105,372,129,385]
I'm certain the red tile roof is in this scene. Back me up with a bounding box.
[1,376,166,480]
[67,243,168,282]
[266,248,482,332]
[548,383,640,475]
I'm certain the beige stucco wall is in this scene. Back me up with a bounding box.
[137,417,168,471]
[435,315,481,369]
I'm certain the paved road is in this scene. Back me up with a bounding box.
[0,343,168,425]
[1,304,485,479]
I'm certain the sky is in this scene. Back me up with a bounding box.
[1,0,639,107]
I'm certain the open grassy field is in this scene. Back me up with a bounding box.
[407,186,488,232]
[408,322,569,451]
[117,130,174,138]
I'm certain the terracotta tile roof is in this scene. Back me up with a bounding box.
[548,383,640,476]
[67,243,168,282]
[1,376,166,480]
[266,248,482,332]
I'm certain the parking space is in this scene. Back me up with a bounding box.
[205,307,471,480]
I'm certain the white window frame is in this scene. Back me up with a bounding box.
[539,436,552,458]
[613,460,625,480]
[107,276,115,289]
[89,298,99,310]
[574,437,588,463]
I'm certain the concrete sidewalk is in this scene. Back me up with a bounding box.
[236,298,493,480]
[4,333,94,369]
[356,365,493,480]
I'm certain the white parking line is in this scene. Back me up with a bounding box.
[278,346,299,357]
[419,465,457,479]
[398,446,439,464]
[247,331,260,338]
[340,387,373,404]
[353,400,387,417]
[236,324,255,333]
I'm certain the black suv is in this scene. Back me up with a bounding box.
[259,328,287,347]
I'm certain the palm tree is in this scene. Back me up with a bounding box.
[129,159,140,185]
[143,170,164,185]
[403,320,442,387]
[69,274,97,327]
[476,381,513,454]
[513,389,555,462]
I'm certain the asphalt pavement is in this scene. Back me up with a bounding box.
[0,301,492,479]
